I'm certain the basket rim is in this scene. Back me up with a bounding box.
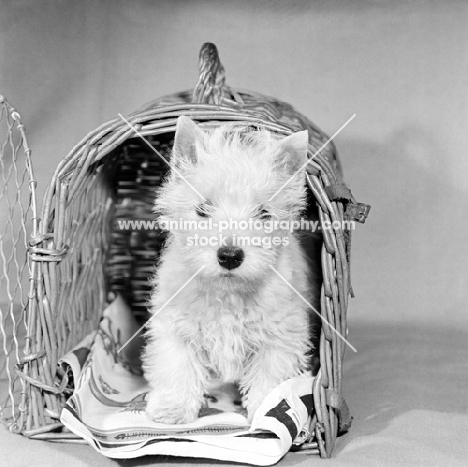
[39,93,340,236]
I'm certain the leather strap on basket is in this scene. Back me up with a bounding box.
[192,43,226,105]
[325,389,353,434]
[324,184,370,297]
[324,184,370,224]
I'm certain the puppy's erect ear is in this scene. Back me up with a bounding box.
[172,116,205,166]
[277,130,309,175]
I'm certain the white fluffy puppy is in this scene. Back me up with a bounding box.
[143,116,314,424]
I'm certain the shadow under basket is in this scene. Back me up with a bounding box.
[0,43,370,458]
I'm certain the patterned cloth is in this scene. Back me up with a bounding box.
[60,295,315,465]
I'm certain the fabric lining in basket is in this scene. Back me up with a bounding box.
[60,294,317,464]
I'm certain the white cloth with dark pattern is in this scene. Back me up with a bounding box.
[60,295,314,465]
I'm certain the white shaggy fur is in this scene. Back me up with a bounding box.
[142,116,315,424]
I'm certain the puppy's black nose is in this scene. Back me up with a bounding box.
[217,247,244,270]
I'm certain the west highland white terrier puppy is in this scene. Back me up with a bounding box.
[143,116,317,424]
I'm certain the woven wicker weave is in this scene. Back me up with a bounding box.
[0,43,369,457]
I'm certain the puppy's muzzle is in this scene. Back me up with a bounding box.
[217,247,244,270]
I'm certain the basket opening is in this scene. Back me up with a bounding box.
[103,131,323,369]
[105,133,173,323]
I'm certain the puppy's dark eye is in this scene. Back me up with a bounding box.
[196,202,211,217]
[256,205,271,220]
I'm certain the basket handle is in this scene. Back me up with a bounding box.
[192,43,226,105]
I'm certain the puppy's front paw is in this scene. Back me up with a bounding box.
[146,389,201,424]
[243,388,270,422]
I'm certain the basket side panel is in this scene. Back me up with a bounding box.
[19,144,116,436]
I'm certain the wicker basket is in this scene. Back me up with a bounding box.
[0,43,370,457]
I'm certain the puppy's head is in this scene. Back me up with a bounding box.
[155,116,309,290]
